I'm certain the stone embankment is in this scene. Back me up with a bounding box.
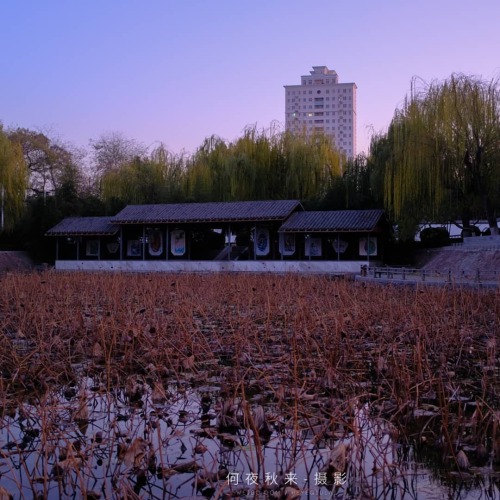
[359,235,500,288]
[422,236,500,272]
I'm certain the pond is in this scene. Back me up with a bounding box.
[0,272,499,498]
[1,373,499,499]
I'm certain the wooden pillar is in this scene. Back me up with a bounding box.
[119,227,123,260]
[165,226,169,260]
[368,234,371,265]
[253,226,257,260]
[227,223,231,260]
[142,226,146,260]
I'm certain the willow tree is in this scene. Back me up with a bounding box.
[100,145,186,206]
[297,133,341,199]
[386,74,500,234]
[0,127,27,231]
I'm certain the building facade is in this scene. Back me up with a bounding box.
[46,201,389,274]
[284,66,357,157]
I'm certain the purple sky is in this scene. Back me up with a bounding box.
[2,0,499,157]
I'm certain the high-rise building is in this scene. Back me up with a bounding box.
[284,66,357,157]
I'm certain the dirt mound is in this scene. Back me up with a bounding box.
[0,251,34,272]
[422,247,500,272]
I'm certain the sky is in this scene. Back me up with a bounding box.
[2,0,500,158]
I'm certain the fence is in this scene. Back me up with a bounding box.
[364,266,500,285]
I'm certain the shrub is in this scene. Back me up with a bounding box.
[420,227,450,247]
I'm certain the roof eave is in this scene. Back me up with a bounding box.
[113,217,291,224]
[279,227,381,233]
[46,231,119,237]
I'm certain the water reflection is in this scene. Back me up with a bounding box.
[1,376,499,499]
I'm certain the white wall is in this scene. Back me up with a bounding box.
[55,260,376,274]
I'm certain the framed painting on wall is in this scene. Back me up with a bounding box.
[127,240,142,257]
[359,237,377,256]
[86,240,99,257]
[305,237,322,257]
[171,230,186,256]
[148,228,163,256]
[255,228,270,256]
[279,233,295,256]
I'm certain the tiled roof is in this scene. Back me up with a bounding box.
[45,217,119,236]
[112,200,302,224]
[279,209,386,232]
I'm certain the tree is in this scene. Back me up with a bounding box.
[90,132,147,175]
[185,125,344,203]
[386,74,500,234]
[0,126,27,231]
[7,128,84,200]
[100,143,186,207]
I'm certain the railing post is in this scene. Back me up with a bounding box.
[422,269,425,281]
[403,268,406,280]
[448,268,451,283]
[476,269,480,282]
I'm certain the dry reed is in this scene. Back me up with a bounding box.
[0,271,499,498]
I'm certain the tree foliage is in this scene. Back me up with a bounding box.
[185,126,344,202]
[385,74,500,234]
[100,144,185,207]
[0,126,27,231]
[7,128,80,197]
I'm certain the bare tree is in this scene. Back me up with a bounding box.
[89,132,147,175]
